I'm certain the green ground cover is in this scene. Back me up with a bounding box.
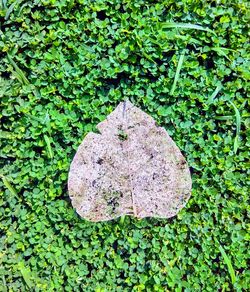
[0,0,249,291]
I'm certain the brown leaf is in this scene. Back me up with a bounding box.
[68,101,192,222]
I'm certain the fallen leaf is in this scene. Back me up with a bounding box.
[68,101,192,222]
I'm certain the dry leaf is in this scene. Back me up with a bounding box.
[68,101,192,222]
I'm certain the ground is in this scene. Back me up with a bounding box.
[0,1,249,291]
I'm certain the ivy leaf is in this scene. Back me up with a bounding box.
[68,101,192,222]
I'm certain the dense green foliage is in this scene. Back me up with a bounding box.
[0,0,249,291]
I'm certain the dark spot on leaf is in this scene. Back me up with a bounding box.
[97,158,104,165]
[152,173,158,180]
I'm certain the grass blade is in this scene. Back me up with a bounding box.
[219,245,236,285]
[208,84,222,103]
[4,0,20,20]
[44,135,53,159]
[119,215,126,224]
[160,22,215,35]
[6,54,40,98]
[211,47,236,61]
[233,136,239,154]
[17,3,28,17]
[229,101,241,136]
[1,0,7,9]
[214,115,233,121]
[7,54,30,85]
[3,0,7,7]
[1,175,18,197]
[44,111,52,134]
[26,114,42,123]
[170,52,185,95]
[0,275,7,292]
[11,71,24,85]
[229,101,241,154]
[18,262,33,289]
